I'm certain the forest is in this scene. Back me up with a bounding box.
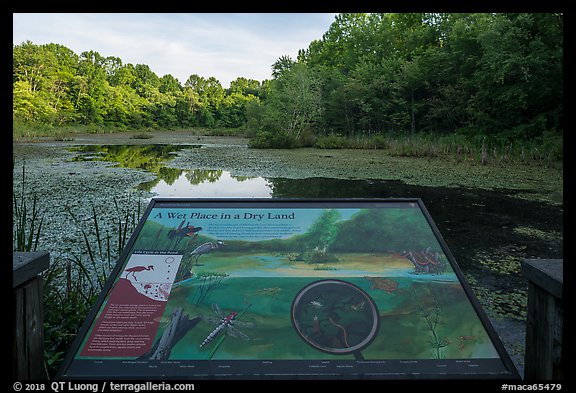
[13,13,563,156]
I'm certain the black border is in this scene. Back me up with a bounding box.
[56,197,521,380]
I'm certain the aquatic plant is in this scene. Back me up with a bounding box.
[313,265,338,271]
[40,194,141,378]
[464,273,527,321]
[130,132,153,139]
[302,248,339,264]
[13,162,44,252]
[474,247,524,276]
[63,197,141,282]
[417,290,450,359]
[192,272,229,306]
[512,226,562,242]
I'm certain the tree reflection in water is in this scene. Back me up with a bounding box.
[69,144,270,197]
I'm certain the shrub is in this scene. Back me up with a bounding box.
[314,134,348,149]
[249,131,299,149]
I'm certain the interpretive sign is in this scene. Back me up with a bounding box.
[58,198,519,379]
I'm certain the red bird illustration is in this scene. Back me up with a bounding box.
[124,265,154,281]
[168,220,203,246]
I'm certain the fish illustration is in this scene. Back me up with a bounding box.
[244,287,282,302]
[364,276,400,293]
[312,315,321,334]
[350,301,365,311]
[458,335,477,350]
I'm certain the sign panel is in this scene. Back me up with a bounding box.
[58,198,519,379]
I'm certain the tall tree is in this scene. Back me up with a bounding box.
[263,63,323,139]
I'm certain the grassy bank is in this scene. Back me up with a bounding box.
[14,124,562,169]
[12,123,252,141]
[251,131,563,168]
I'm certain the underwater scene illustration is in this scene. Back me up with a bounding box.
[76,204,501,363]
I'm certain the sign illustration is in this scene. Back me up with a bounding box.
[59,198,519,379]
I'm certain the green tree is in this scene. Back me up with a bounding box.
[13,42,78,124]
[159,74,182,94]
[133,64,161,98]
[228,77,261,97]
[184,74,226,127]
[471,13,563,140]
[13,13,562,146]
[262,62,323,139]
[217,92,260,128]
[75,50,109,124]
[271,55,296,79]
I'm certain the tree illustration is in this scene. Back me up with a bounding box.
[299,209,341,263]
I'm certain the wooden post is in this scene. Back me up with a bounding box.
[521,259,563,380]
[13,251,50,380]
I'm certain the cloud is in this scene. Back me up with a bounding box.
[13,13,337,87]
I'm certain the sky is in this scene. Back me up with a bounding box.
[12,13,338,88]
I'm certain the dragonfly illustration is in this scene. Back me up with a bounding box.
[200,303,254,348]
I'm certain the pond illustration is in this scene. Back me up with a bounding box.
[123,204,499,361]
[69,200,513,378]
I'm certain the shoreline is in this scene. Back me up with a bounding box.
[13,132,563,206]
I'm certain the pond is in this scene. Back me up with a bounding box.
[69,144,274,198]
[140,170,274,198]
[64,143,562,282]
[12,136,563,377]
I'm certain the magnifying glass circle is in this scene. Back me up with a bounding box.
[291,279,380,355]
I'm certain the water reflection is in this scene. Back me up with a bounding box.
[61,139,562,339]
[140,170,563,298]
[66,143,562,278]
[69,144,272,198]
[140,169,273,198]
[69,144,200,172]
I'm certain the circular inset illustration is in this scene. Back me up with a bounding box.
[291,279,380,357]
[165,256,175,264]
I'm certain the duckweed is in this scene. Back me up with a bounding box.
[475,251,523,275]
[465,274,527,321]
[513,226,563,242]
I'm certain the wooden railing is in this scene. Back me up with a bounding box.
[13,251,49,380]
[521,259,563,380]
